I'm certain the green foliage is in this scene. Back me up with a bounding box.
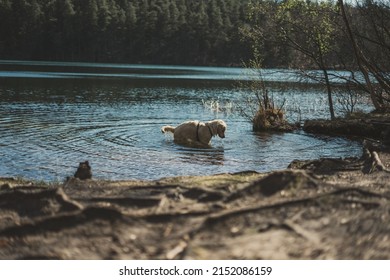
[0,0,389,71]
[0,0,253,65]
[279,0,336,55]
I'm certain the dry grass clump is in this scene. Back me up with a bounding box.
[252,101,297,132]
[253,107,283,130]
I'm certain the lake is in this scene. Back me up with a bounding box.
[0,60,372,181]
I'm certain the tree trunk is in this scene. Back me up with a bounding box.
[323,69,335,120]
[338,0,382,111]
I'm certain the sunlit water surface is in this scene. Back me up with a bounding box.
[0,61,372,181]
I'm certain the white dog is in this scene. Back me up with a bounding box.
[161,119,227,146]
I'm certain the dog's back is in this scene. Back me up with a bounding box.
[161,120,225,146]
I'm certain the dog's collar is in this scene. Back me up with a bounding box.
[196,121,214,142]
[196,122,201,142]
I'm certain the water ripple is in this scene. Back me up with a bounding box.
[0,70,368,181]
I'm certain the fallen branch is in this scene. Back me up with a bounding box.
[372,151,388,172]
[283,220,321,244]
[363,149,390,174]
[166,238,189,260]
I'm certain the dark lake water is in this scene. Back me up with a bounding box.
[0,60,372,181]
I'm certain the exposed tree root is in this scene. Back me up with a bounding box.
[199,186,389,231]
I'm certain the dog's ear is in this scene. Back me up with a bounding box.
[219,120,226,130]
[216,120,226,130]
[217,120,226,137]
[209,121,219,136]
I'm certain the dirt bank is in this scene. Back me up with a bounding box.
[1,140,390,259]
[304,112,390,142]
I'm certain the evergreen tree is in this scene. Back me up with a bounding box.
[1,0,386,70]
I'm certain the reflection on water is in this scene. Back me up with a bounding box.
[0,61,371,181]
[176,146,225,166]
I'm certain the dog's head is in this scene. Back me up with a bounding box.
[209,119,227,139]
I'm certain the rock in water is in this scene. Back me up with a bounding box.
[74,161,92,180]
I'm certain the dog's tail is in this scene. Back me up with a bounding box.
[161,125,175,134]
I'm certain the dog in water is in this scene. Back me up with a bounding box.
[161,119,226,146]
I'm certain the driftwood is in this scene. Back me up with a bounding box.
[362,140,390,174]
